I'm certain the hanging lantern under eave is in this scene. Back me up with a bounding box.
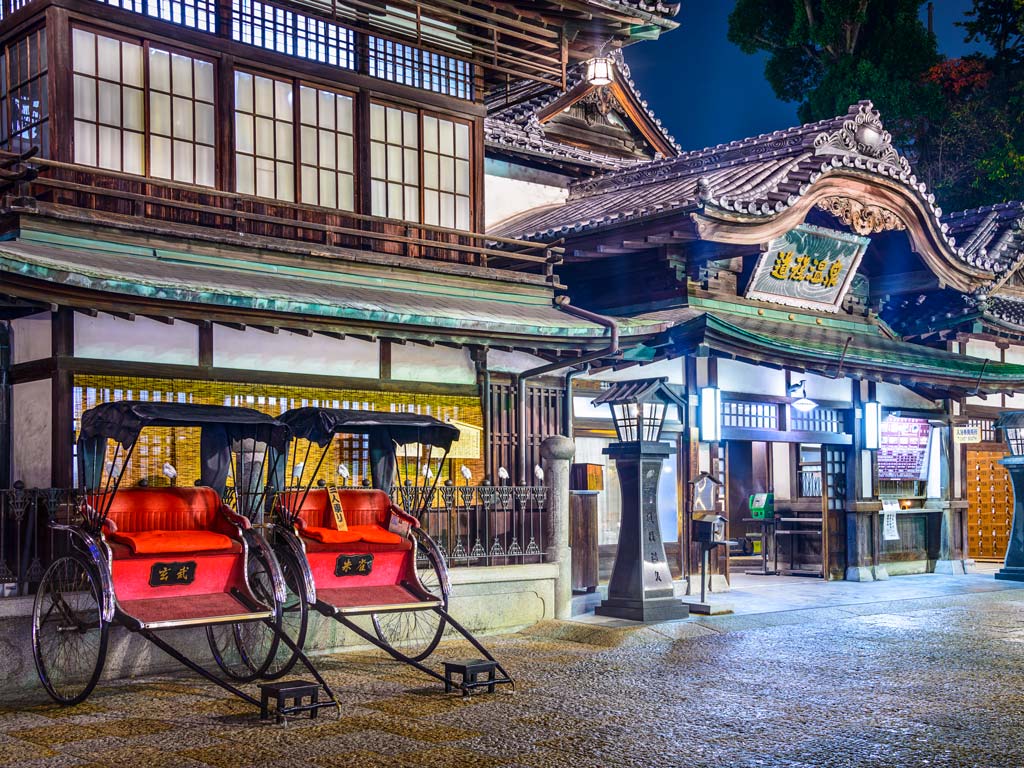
[585,56,614,86]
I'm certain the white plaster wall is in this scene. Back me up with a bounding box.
[1003,344,1024,408]
[485,173,568,230]
[11,379,51,487]
[10,313,51,364]
[800,372,852,402]
[771,442,791,500]
[390,344,475,384]
[213,326,379,378]
[76,314,198,365]
[875,382,940,410]
[486,349,549,374]
[717,359,785,396]
[965,339,1002,408]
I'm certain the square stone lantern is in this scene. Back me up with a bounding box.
[591,378,689,622]
[995,412,1024,582]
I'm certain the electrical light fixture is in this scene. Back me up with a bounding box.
[788,380,818,413]
[864,401,882,450]
[699,387,722,442]
[585,55,613,86]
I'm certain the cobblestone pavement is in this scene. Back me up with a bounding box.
[3,586,1024,768]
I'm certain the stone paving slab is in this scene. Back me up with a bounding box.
[1,584,1023,767]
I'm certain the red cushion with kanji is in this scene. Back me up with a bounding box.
[348,524,405,545]
[301,527,364,545]
[108,529,239,556]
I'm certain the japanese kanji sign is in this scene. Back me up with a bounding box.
[335,554,374,577]
[149,561,197,588]
[745,224,870,312]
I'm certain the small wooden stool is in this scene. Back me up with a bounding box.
[258,680,320,723]
[443,659,499,695]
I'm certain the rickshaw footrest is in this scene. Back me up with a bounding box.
[258,680,323,723]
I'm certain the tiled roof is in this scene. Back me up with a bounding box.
[490,102,954,249]
[584,0,680,24]
[484,50,678,171]
[941,201,1024,275]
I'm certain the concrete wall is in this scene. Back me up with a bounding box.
[0,563,557,698]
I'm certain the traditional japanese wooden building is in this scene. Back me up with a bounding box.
[493,101,1024,584]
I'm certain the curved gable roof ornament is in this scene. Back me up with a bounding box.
[810,101,912,175]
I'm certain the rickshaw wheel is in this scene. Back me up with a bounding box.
[206,543,282,682]
[32,554,109,705]
[371,543,448,662]
[260,546,308,680]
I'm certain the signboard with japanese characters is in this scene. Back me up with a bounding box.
[953,424,982,444]
[877,417,932,481]
[745,224,870,312]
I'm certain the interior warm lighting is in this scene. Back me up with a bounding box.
[864,401,882,450]
[585,56,613,86]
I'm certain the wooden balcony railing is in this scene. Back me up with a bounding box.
[2,154,563,282]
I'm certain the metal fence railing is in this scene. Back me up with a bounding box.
[391,483,548,568]
[0,486,79,598]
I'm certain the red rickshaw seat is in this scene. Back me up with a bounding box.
[100,487,244,559]
[301,527,364,545]
[288,489,412,553]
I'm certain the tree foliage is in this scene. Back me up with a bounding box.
[727,0,1024,211]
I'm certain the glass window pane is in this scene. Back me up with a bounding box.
[370,103,385,141]
[337,134,353,172]
[254,75,274,116]
[150,48,171,92]
[336,95,352,132]
[423,153,438,188]
[423,116,437,152]
[173,139,194,182]
[385,106,400,140]
[151,134,171,178]
[275,121,293,161]
[98,125,121,170]
[440,156,454,192]
[255,156,275,197]
[403,185,419,222]
[455,122,469,158]
[74,120,97,165]
[317,89,334,130]
[274,80,292,120]
[194,59,214,102]
[73,29,96,76]
[371,179,386,216]
[97,81,120,126]
[236,154,254,194]
[73,74,95,121]
[318,129,335,168]
[195,102,215,144]
[122,42,144,88]
[440,192,454,228]
[123,87,144,132]
[195,145,215,186]
[404,148,418,185]
[234,72,253,113]
[235,113,254,153]
[149,91,170,135]
[318,168,336,208]
[387,182,402,215]
[456,196,470,230]
[276,162,294,201]
[123,131,144,174]
[386,145,401,182]
[96,35,120,82]
[301,164,317,203]
[456,159,470,195]
[370,141,385,175]
[439,119,454,155]
[424,189,438,226]
[339,173,353,211]
[403,110,418,146]
[170,95,193,140]
[255,116,274,155]
[171,53,193,97]
[299,86,316,124]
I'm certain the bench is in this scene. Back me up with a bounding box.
[285,489,419,554]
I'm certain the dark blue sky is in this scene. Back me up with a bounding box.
[623,1,985,152]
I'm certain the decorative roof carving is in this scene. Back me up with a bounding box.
[811,101,911,174]
[817,197,906,235]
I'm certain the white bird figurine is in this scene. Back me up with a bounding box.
[534,464,544,483]
[292,461,304,479]
[460,465,472,482]
[337,463,350,480]
[497,466,510,483]
[422,464,434,480]
[162,462,177,482]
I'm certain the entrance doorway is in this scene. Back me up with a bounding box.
[966,447,1012,562]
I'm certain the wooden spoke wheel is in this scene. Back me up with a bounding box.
[206,542,282,682]
[32,554,109,705]
[371,534,449,662]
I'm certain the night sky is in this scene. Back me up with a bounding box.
[622,1,987,152]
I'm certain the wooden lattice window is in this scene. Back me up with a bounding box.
[232,0,355,70]
[72,29,144,174]
[722,400,778,430]
[790,407,844,433]
[150,0,216,32]
[299,85,355,211]
[234,70,294,201]
[370,102,419,222]
[148,47,216,186]
[367,36,472,100]
[422,113,471,230]
[1,28,49,157]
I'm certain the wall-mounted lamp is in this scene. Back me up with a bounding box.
[864,401,882,450]
[699,387,721,442]
[788,380,818,413]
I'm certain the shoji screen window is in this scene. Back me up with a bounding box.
[369,103,418,222]
[299,85,354,210]
[423,115,470,230]
[72,29,144,174]
[235,72,294,201]
[148,48,215,186]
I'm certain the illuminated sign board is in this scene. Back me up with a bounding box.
[745,224,870,313]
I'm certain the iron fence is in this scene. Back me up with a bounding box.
[391,483,548,568]
[0,486,79,597]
